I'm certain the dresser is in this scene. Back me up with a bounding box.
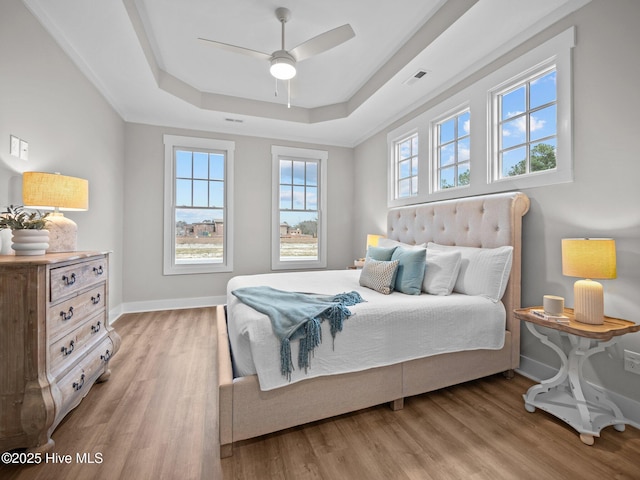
[0,251,120,452]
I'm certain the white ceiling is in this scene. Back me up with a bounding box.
[22,0,589,147]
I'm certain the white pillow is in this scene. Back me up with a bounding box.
[427,242,513,302]
[422,250,462,296]
[378,238,427,251]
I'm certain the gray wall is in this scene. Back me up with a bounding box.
[3,0,638,411]
[0,0,125,311]
[122,123,355,306]
[354,0,640,405]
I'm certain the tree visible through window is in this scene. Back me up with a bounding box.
[163,135,234,275]
[278,158,319,262]
[498,69,557,177]
[272,145,327,270]
[435,110,470,190]
[174,148,225,263]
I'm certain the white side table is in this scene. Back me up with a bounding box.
[514,307,640,445]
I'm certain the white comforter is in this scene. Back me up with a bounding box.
[226,269,505,391]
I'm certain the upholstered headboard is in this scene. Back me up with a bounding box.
[387,192,530,365]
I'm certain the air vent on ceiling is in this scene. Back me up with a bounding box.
[403,69,429,86]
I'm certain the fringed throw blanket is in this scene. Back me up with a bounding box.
[231,286,364,380]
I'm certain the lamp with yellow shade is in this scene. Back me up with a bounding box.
[366,234,384,251]
[22,172,89,253]
[561,238,616,325]
[353,234,386,268]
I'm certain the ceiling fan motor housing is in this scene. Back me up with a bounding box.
[270,50,297,80]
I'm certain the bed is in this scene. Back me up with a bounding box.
[217,191,530,457]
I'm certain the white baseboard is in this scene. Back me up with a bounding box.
[110,295,225,324]
[517,354,640,429]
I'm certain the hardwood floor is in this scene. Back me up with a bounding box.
[222,372,640,480]
[0,308,222,480]
[2,308,639,480]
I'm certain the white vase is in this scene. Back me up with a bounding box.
[0,229,12,255]
[11,229,50,256]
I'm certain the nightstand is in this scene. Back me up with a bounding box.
[514,307,640,445]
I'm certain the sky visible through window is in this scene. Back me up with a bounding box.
[279,159,318,228]
[175,149,225,224]
[499,69,557,177]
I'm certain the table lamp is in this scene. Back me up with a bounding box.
[366,234,384,252]
[561,238,616,325]
[22,172,89,253]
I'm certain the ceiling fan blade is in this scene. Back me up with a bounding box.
[198,37,272,61]
[290,24,355,62]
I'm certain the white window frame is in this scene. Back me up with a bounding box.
[432,106,471,192]
[271,145,327,270]
[393,132,419,200]
[489,62,563,185]
[163,134,234,275]
[387,27,575,207]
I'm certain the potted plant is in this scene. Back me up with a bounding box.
[0,205,51,255]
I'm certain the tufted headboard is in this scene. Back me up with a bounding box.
[387,192,530,365]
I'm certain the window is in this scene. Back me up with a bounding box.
[434,110,470,191]
[163,135,234,275]
[387,27,574,207]
[272,145,327,270]
[495,68,557,179]
[394,134,419,198]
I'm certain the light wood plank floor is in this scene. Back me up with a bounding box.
[0,308,222,480]
[2,308,639,480]
[222,372,640,480]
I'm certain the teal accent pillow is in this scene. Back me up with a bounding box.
[391,247,427,295]
[366,246,397,261]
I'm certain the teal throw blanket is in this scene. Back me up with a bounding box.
[232,286,364,380]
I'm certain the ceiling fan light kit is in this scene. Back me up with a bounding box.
[199,6,355,106]
[270,50,296,80]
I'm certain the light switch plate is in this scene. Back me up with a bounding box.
[10,135,20,157]
[19,139,29,161]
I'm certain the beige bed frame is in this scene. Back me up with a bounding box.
[217,191,530,457]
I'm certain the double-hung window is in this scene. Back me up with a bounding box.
[272,145,327,270]
[434,109,470,191]
[163,135,234,275]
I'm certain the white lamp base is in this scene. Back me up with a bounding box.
[46,212,78,253]
[573,279,604,325]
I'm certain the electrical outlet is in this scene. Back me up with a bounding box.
[624,350,640,375]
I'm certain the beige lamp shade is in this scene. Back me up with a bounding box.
[22,172,89,253]
[561,238,617,279]
[561,238,616,325]
[22,172,89,211]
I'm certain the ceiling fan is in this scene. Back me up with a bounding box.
[198,7,355,105]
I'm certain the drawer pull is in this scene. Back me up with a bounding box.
[73,373,85,391]
[61,340,75,356]
[93,265,104,276]
[91,321,102,334]
[60,306,74,321]
[62,273,76,286]
[100,350,112,362]
[91,293,101,305]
